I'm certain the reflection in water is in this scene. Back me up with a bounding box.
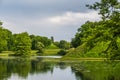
[71,61,120,80]
[0,58,77,80]
[0,58,120,80]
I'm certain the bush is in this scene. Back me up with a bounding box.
[57,49,67,55]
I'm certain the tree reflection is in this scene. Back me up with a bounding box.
[0,58,55,80]
[0,58,120,80]
[71,61,120,80]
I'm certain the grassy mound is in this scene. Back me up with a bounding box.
[64,41,110,58]
[46,43,59,49]
[42,49,60,56]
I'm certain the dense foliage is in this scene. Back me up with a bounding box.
[13,32,32,56]
[0,23,12,52]
[0,22,52,56]
[30,35,51,50]
[54,40,70,50]
[70,0,120,60]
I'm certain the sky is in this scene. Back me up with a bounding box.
[0,0,100,41]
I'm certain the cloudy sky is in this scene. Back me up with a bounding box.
[0,0,100,41]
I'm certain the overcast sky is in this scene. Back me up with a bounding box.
[0,0,100,41]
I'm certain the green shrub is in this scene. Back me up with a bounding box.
[57,49,67,55]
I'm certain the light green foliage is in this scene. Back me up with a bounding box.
[43,49,60,56]
[65,43,87,58]
[86,0,120,20]
[0,22,12,52]
[46,43,59,49]
[43,44,60,55]
[0,27,7,52]
[35,42,44,53]
[69,0,120,60]
[13,32,31,56]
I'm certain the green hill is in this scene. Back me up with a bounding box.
[64,41,110,58]
[41,43,60,56]
[46,43,59,49]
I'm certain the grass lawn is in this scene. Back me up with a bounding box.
[0,49,60,57]
[42,49,61,56]
[0,51,14,56]
[0,50,38,57]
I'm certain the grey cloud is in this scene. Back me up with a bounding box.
[0,0,100,41]
[0,0,100,16]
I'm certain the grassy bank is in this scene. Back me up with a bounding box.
[0,51,14,56]
[0,48,60,57]
[42,49,60,56]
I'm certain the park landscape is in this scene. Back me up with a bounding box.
[0,0,120,80]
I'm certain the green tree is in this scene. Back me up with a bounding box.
[86,0,120,60]
[59,40,70,50]
[0,27,7,52]
[54,41,60,47]
[0,22,11,52]
[3,28,13,51]
[70,0,120,59]
[30,35,51,50]
[35,42,44,53]
[86,0,120,20]
[13,32,31,56]
[51,36,54,43]
[71,33,81,48]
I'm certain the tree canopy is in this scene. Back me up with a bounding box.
[70,0,120,60]
[0,21,52,56]
[13,32,32,56]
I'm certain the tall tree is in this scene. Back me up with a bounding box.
[71,0,120,59]
[30,35,51,50]
[51,36,54,43]
[0,22,11,52]
[86,0,120,20]
[59,40,70,50]
[13,32,31,56]
[35,42,44,53]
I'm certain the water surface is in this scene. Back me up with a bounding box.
[0,57,120,80]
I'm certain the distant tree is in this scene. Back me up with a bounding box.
[29,35,36,50]
[54,41,60,47]
[51,36,54,43]
[0,21,3,25]
[39,36,51,47]
[71,33,81,48]
[57,49,67,55]
[30,35,51,50]
[35,42,44,53]
[13,32,31,56]
[59,40,70,50]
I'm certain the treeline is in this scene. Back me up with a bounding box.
[0,22,52,56]
[69,0,120,60]
[0,21,71,56]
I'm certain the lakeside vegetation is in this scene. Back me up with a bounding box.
[0,0,120,61]
[1,0,120,80]
[0,24,68,57]
[66,0,120,60]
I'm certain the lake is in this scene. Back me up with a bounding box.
[0,57,120,80]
